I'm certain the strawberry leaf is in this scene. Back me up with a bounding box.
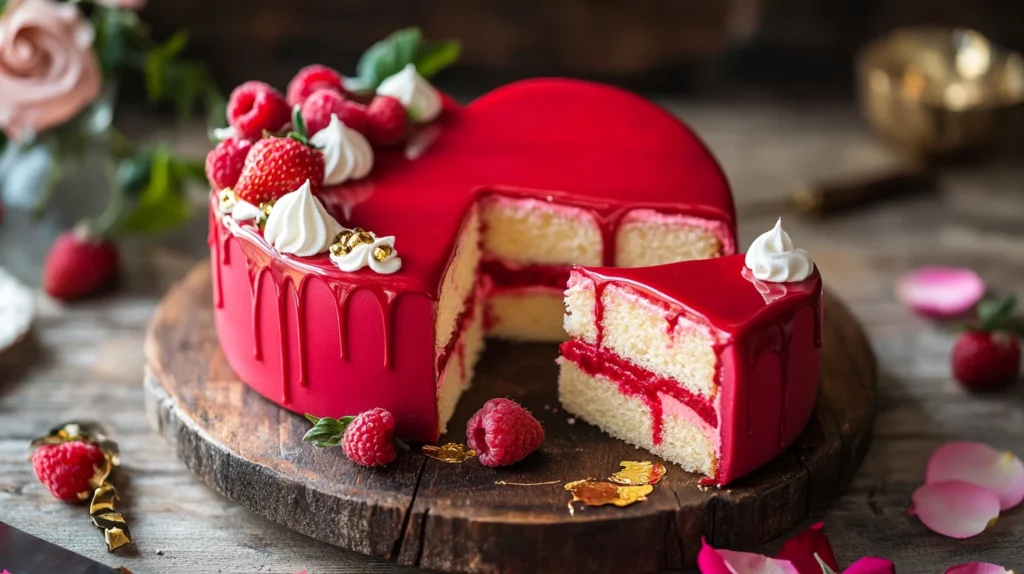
[302,414,355,448]
[979,294,1017,332]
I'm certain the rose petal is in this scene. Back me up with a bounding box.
[698,538,799,574]
[910,480,1001,538]
[927,441,1024,511]
[844,557,897,574]
[776,522,839,573]
[896,267,985,318]
[945,563,1013,574]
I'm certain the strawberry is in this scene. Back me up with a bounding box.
[366,96,408,146]
[235,137,325,204]
[952,295,1021,390]
[43,229,120,301]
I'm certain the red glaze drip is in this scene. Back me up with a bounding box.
[276,277,290,404]
[293,277,310,388]
[480,260,571,290]
[209,209,224,309]
[331,284,353,361]
[561,339,719,441]
[249,265,266,361]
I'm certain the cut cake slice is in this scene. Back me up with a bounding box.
[557,254,822,485]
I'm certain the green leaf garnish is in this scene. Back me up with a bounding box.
[302,414,355,448]
[978,294,1017,332]
[118,148,196,235]
[354,27,460,90]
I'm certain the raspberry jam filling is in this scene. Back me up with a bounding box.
[480,259,572,290]
[559,339,718,444]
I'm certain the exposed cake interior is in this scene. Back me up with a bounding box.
[433,194,733,434]
[478,194,731,342]
[557,271,723,477]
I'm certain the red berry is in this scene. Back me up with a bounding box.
[299,89,369,137]
[366,96,409,146]
[466,398,544,467]
[227,81,291,140]
[287,64,345,107]
[952,330,1021,390]
[342,408,398,466]
[205,137,252,190]
[43,231,119,301]
[32,441,106,502]
[234,137,325,205]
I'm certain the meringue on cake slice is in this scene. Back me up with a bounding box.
[557,220,822,485]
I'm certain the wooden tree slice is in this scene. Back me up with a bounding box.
[144,264,876,573]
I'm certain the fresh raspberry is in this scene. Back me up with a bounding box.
[32,441,106,502]
[342,408,398,466]
[300,89,369,136]
[366,96,409,146]
[233,137,325,205]
[287,64,346,107]
[227,81,291,140]
[43,230,119,301]
[205,137,252,190]
[466,398,544,467]
[952,330,1021,390]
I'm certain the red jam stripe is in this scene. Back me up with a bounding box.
[479,260,572,290]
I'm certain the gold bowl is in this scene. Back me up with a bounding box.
[857,27,1024,158]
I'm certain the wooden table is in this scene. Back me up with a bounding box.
[2,101,1022,573]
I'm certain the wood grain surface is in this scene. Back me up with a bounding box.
[142,262,875,573]
[2,101,1023,573]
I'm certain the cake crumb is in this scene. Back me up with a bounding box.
[155,549,164,556]
[567,417,576,425]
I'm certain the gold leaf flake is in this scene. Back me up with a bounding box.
[422,443,476,463]
[564,479,653,513]
[608,461,667,486]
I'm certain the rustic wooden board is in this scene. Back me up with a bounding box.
[143,263,876,573]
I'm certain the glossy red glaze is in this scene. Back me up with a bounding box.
[564,255,822,485]
[210,78,737,443]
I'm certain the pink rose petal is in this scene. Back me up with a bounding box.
[698,538,799,574]
[946,563,1013,574]
[896,267,985,318]
[927,441,1024,511]
[777,522,839,574]
[844,557,897,574]
[910,480,1001,538]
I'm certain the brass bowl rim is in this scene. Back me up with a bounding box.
[856,25,1024,111]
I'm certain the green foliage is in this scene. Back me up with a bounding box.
[143,30,221,122]
[353,27,461,91]
[118,147,204,235]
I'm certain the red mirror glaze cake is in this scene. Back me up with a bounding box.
[206,46,821,485]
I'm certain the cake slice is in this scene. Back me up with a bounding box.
[557,223,822,485]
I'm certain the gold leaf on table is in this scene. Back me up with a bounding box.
[608,461,667,486]
[564,479,654,514]
[422,443,476,463]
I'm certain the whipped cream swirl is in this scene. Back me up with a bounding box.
[376,63,443,123]
[744,218,814,283]
[311,114,374,185]
[331,234,402,274]
[262,180,345,257]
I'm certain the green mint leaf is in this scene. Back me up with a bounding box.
[979,294,1018,332]
[301,415,355,448]
[118,148,192,234]
[414,39,461,79]
[356,27,423,89]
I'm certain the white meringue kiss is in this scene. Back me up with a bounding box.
[311,114,373,186]
[230,199,264,222]
[376,63,442,123]
[744,218,814,283]
[330,234,402,275]
[262,180,344,257]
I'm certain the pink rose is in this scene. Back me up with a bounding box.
[0,0,102,140]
